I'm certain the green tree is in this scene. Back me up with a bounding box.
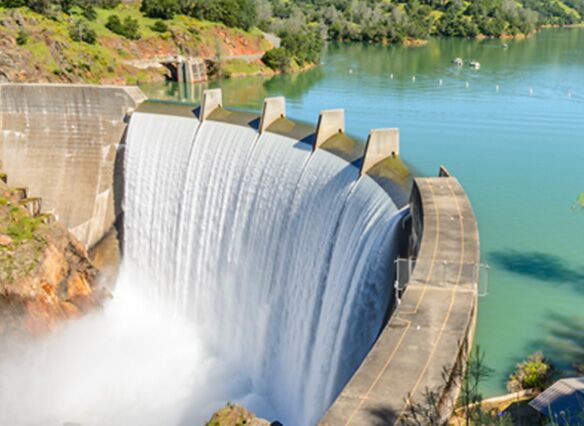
[122,16,140,40]
[106,15,140,39]
[262,47,291,72]
[69,19,96,44]
[82,4,97,21]
[459,346,494,425]
[105,14,124,34]
[97,0,121,9]
[188,0,258,30]
[140,0,179,20]
[16,28,28,45]
[279,28,322,65]
[151,20,169,33]
[506,352,557,392]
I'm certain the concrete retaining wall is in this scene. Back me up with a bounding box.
[0,84,145,247]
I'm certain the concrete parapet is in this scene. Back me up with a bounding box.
[201,88,223,121]
[259,97,286,133]
[360,128,400,176]
[314,109,345,150]
[0,83,145,247]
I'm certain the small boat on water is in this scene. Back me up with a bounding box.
[452,57,463,66]
[469,61,481,70]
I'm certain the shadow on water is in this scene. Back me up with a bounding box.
[526,312,584,372]
[489,250,584,291]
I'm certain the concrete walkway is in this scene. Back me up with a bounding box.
[320,172,480,425]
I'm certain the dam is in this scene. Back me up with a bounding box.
[0,84,479,425]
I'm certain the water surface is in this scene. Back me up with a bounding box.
[140,29,584,396]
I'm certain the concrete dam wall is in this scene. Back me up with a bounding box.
[0,84,480,425]
[0,83,146,248]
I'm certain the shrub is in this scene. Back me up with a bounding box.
[16,29,28,45]
[151,20,169,33]
[121,16,140,40]
[106,15,124,35]
[82,5,97,21]
[140,0,179,20]
[98,0,120,9]
[262,47,291,72]
[188,0,258,30]
[26,0,52,15]
[506,352,557,392]
[106,15,140,40]
[279,28,323,65]
[69,19,96,44]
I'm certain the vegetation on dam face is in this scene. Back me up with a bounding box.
[0,182,105,335]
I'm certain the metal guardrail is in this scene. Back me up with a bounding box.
[393,257,489,306]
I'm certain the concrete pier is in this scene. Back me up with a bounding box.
[259,97,286,133]
[320,171,480,425]
[315,109,345,149]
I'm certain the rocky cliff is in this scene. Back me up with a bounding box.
[0,182,106,336]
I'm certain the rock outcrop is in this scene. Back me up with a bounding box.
[0,182,106,336]
[206,403,281,426]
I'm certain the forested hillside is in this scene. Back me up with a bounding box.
[257,0,584,43]
[0,0,582,83]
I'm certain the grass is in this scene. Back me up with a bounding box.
[223,58,270,76]
[0,197,43,244]
[0,193,48,288]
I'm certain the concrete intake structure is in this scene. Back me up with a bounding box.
[1,84,480,425]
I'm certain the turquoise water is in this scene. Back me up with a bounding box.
[140,28,584,396]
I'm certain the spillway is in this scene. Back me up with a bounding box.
[0,85,480,426]
[122,108,406,424]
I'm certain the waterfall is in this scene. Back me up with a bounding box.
[121,112,406,425]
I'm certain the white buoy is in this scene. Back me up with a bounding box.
[466,81,469,88]
[439,79,443,86]
[529,88,533,96]
[568,91,572,98]
[412,75,416,82]
[349,69,353,74]
[390,73,394,79]
[496,84,500,92]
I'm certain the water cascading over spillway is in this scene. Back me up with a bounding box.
[122,110,406,425]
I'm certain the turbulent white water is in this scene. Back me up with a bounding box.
[0,111,405,426]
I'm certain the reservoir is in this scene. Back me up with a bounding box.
[142,28,584,396]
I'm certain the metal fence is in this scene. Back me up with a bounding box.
[393,257,489,305]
